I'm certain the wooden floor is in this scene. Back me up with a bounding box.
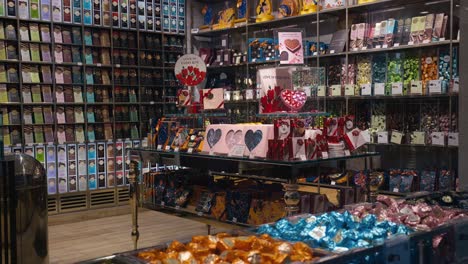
[48,208,229,264]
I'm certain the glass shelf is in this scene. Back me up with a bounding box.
[129,147,379,168]
[256,112,330,118]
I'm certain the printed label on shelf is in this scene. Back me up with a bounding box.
[232,217,237,223]
[361,47,367,50]
[423,39,431,44]
[191,28,199,34]
[391,82,403,95]
[393,188,399,193]
[97,63,102,67]
[161,201,165,206]
[165,145,171,151]
[431,132,445,146]
[300,154,307,161]
[197,211,203,216]
[317,86,326,97]
[229,144,245,157]
[116,64,121,68]
[77,62,83,66]
[429,80,442,94]
[382,44,388,49]
[408,41,414,45]
[393,43,400,47]
[345,84,354,96]
[374,83,385,95]
[361,84,371,95]
[453,78,460,93]
[375,45,381,49]
[313,52,318,56]
[175,205,180,210]
[439,38,445,42]
[331,181,336,185]
[331,85,341,96]
[174,147,179,152]
[391,131,403,144]
[330,50,335,54]
[187,147,193,153]
[353,48,358,51]
[410,80,423,94]
[157,145,162,150]
[377,131,389,144]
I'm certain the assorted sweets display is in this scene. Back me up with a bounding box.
[3,140,141,194]
[148,115,370,161]
[0,0,185,34]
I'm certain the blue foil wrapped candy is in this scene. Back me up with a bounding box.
[256,211,413,252]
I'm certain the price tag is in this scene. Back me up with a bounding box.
[252,58,256,62]
[422,39,431,44]
[330,50,335,54]
[331,85,342,96]
[116,64,121,68]
[361,47,367,50]
[382,44,388,49]
[408,41,414,46]
[393,188,399,193]
[175,205,180,210]
[345,84,355,96]
[331,181,336,185]
[344,150,351,156]
[265,58,270,61]
[411,131,425,145]
[229,145,245,157]
[161,201,165,206]
[191,28,199,34]
[165,145,171,151]
[377,131,389,144]
[174,147,179,152]
[429,80,442,94]
[299,154,307,161]
[317,86,326,97]
[361,83,372,95]
[448,132,459,146]
[439,37,445,42]
[374,83,385,95]
[187,147,193,153]
[157,144,162,150]
[16,144,22,147]
[48,142,54,145]
[77,62,83,66]
[391,131,403,144]
[393,43,400,47]
[410,80,422,94]
[232,217,237,223]
[97,63,102,67]
[321,152,329,159]
[375,45,381,49]
[391,82,403,95]
[197,211,203,216]
[453,78,459,93]
[313,52,318,56]
[353,48,358,51]
[431,132,445,146]
[219,62,223,65]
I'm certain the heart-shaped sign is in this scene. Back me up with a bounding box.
[207,128,222,149]
[245,130,263,152]
[225,130,243,150]
[280,89,307,111]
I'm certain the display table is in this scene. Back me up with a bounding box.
[127,147,380,249]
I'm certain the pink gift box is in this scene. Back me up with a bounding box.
[243,124,274,158]
[202,88,224,110]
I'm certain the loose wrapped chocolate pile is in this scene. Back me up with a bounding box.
[136,233,316,264]
[350,195,467,231]
[257,211,412,252]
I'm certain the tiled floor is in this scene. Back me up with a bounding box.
[48,208,227,263]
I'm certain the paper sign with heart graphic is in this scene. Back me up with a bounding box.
[244,129,263,152]
[207,128,222,149]
[225,130,243,150]
[280,89,307,111]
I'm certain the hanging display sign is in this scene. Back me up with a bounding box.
[174,54,207,86]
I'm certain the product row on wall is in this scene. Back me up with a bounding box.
[0,0,185,34]
[3,139,144,194]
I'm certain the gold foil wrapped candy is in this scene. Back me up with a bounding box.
[136,233,317,263]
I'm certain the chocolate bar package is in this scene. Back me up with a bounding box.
[18,0,29,19]
[51,0,62,22]
[62,0,71,22]
[41,0,51,20]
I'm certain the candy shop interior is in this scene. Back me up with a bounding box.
[1,0,468,263]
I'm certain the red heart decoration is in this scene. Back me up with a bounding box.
[280,89,307,111]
